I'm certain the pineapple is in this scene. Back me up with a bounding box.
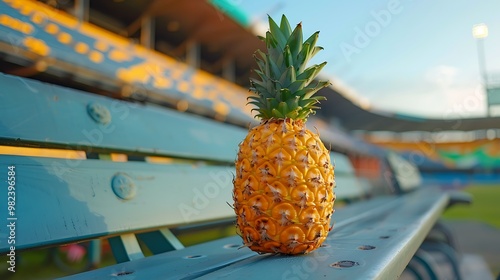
[233,15,335,255]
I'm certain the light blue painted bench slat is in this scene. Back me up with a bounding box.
[0,155,234,252]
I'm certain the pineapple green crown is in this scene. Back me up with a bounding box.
[248,15,330,121]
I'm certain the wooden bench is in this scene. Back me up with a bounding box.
[0,73,472,279]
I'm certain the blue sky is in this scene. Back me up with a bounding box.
[235,0,500,118]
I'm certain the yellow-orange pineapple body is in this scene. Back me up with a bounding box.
[234,119,335,254]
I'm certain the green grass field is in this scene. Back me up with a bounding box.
[442,185,500,228]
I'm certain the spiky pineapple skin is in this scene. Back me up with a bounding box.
[233,119,335,255]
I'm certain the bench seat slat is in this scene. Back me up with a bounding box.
[0,155,235,252]
[59,189,449,280]
[0,73,246,163]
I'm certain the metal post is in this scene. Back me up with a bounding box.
[141,16,155,49]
